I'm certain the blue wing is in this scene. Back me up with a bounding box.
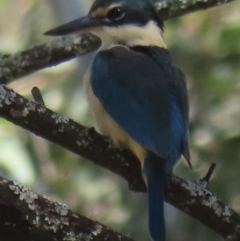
[90,46,189,160]
[130,46,190,166]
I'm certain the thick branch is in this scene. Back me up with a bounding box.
[168,177,240,241]
[0,34,101,84]
[0,85,146,192]
[154,0,235,19]
[0,175,135,241]
[0,0,235,85]
[0,85,240,240]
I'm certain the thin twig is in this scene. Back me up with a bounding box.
[202,163,217,183]
[31,87,45,106]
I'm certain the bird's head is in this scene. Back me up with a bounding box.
[45,0,165,48]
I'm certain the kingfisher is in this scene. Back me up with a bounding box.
[45,0,190,240]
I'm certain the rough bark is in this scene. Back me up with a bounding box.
[0,34,101,84]
[0,176,135,241]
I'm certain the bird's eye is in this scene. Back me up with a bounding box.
[107,7,124,21]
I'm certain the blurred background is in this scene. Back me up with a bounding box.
[0,0,240,240]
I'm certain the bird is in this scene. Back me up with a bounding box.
[44,0,190,240]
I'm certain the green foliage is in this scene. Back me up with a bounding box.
[0,1,240,241]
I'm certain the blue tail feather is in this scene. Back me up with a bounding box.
[147,174,165,241]
[143,152,167,241]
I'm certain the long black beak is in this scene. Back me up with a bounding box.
[44,15,105,36]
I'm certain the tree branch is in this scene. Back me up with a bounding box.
[154,0,235,20]
[0,85,146,192]
[0,175,135,241]
[0,0,235,85]
[0,34,101,84]
[0,85,240,240]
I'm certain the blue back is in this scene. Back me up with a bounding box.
[91,46,189,170]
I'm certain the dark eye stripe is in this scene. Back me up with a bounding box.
[107,7,125,21]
